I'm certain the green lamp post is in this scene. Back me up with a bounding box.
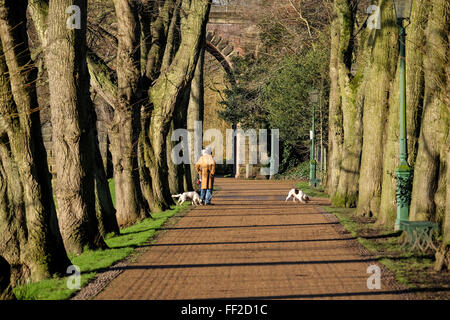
[309,89,319,187]
[393,0,414,231]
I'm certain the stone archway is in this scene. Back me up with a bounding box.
[201,31,238,177]
[205,31,237,76]
[203,30,264,179]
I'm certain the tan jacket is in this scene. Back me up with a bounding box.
[195,154,216,190]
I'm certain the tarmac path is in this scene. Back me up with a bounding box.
[94,178,410,300]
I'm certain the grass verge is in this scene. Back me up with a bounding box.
[295,181,328,198]
[323,205,450,299]
[13,203,189,300]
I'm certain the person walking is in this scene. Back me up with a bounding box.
[195,147,216,205]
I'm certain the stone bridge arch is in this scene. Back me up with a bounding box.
[205,31,237,76]
[203,1,262,178]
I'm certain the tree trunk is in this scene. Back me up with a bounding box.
[92,108,120,236]
[0,1,70,283]
[30,0,116,245]
[326,16,343,197]
[331,0,363,208]
[434,5,450,271]
[0,256,14,300]
[442,16,450,246]
[145,0,176,83]
[46,0,106,254]
[167,97,187,195]
[444,139,450,245]
[356,0,398,218]
[410,0,448,222]
[167,77,192,195]
[111,0,148,227]
[165,1,184,196]
[378,58,401,226]
[437,125,450,272]
[87,51,118,110]
[187,43,205,188]
[138,113,162,212]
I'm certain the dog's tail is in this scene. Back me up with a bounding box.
[171,194,182,198]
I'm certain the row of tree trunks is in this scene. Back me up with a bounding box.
[0,0,210,287]
[327,0,450,247]
[87,0,210,215]
[0,0,70,282]
[143,0,211,210]
[137,0,177,213]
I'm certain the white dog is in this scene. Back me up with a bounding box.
[285,188,310,203]
[172,191,203,206]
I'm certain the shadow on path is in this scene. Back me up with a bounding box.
[121,222,340,235]
[206,287,450,300]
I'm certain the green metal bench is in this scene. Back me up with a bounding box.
[399,221,439,253]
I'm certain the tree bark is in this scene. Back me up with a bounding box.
[29,1,119,237]
[144,0,176,83]
[0,0,70,283]
[187,43,205,188]
[410,0,448,222]
[434,1,450,271]
[138,108,161,212]
[331,0,363,208]
[356,0,398,218]
[444,138,450,244]
[167,91,188,195]
[92,108,120,236]
[378,57,401,225]
[46,0,106,254]
[110,0,148,227]
[442,15,450,245]
[136,0,178,212]
[326,15,343,197]
[377,1,442,227]
[87,51,118,110]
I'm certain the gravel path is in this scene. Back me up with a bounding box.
[79,178,412,300]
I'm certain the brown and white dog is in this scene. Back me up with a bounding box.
[172,191,203,206]
[285,188,310,203]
